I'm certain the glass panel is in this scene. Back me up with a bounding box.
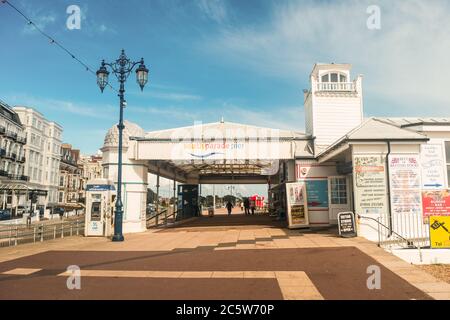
[340,74,346,82]
[321,74,329,82]
[448,165,450,187]
[445,141,450,163]
[330,73,338,82]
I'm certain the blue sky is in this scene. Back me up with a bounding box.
[1,0,450,159]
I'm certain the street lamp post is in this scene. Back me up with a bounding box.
[96,49,149,242]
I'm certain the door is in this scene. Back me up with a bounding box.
[328,176,351,223]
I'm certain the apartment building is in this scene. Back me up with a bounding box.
[13,106,63,210]
[79,152,103,182]
[0,100,28,216]
[58,143,84,213]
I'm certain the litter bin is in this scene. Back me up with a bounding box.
[208,207,214,217]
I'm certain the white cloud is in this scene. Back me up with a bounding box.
[196,0,228,23]
[5,94,115,120]
[200,0,450,115]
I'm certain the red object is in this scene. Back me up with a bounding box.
[422,191,450,216]
[249,195,265,208]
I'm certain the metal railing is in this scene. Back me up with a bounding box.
[317,82,355,92]
[0,217,85,248]
[358,213,430,249]
[146,208,177,228]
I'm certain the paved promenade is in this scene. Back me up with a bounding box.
[0,210,449,300]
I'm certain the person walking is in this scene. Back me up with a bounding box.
[243,198,250,215]
[226,201,233,216]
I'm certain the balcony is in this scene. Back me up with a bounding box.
[316,82,355,92]
[5,131,18,140]
[17,155,26,163]
[16,136,27,144]
[7,174,29,181]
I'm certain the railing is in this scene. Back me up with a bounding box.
[317,82,355,92]
[5,131,18,140]
[146,208,177,228]
[0,217,85,247]
[8,174,29,181]
[358,213,430,249]
[16,136,27,144]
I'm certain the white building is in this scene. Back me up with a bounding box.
[13,106,63,209]
[98,63,450,257]
[0,100,28,216]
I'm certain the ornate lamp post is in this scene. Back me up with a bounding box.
[96,49,149,241]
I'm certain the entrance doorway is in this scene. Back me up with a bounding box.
[328,176,352,223]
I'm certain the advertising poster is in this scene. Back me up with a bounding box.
[429,215,450,248]
[286,182,309,228]
[305,180,328,208]
[388,155,422,215]
[353,155,387,215]
[422,190,450,216]
[389,155,421,189]
[421,144,446,189]
[391,190,422,214]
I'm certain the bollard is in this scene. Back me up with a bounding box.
[15,226,18,246]
[70,223,73,236]
[61,222,64,238]
[33,227,36,243]
[40,224,44,242]
[76,220,79,236]
[165,211,168,226]
[53,225,56,239]
[9,228,12,246]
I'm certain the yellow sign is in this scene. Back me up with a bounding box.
[429,215,450,249]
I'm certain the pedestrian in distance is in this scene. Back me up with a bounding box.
[226,201,233,215]
[243,198,250,215]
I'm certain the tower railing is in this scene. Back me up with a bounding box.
[317,82,355,92]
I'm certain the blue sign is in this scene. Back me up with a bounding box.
[305,180,328,208]
[86,184,115,192]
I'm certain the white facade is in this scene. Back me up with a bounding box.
[13,107,63,207]
[304,63,363,153]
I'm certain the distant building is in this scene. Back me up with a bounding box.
[79,152,103,183]
[14,106,63,211]
[0,100,28,216]
[58,143,84,213]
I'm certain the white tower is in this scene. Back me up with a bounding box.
[304,63,364,154]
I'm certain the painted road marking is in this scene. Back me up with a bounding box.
[56,269,323,300]
[2,268,42,275]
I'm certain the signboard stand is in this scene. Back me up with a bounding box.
[337,212,357,238]
[286,182,309,229]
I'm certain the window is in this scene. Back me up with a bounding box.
[330,177,348,205]
[321,72,347,83]
[59,192,64,203]
[446,141,450,187]
[60,176,64,187]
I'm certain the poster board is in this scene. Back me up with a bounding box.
[286,182,309,229]
[353,155,387,215]
[388,155,422,215]
[422,190,450,216]
[420,144,446,189]
[337,212,357,237]
[429,215,450,249]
